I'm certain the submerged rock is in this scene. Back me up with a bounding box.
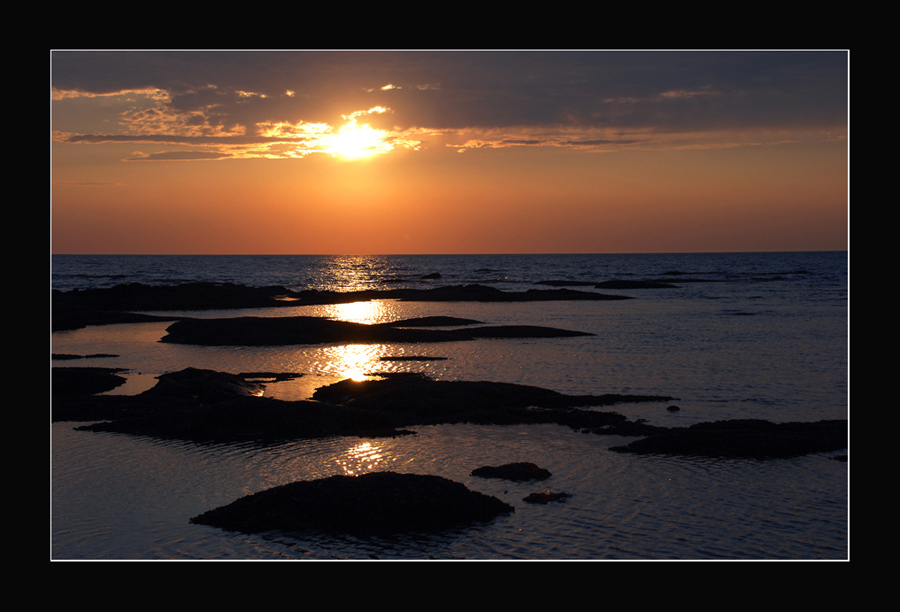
[471,462,552,481]
[523,491,572,504]
[190,471,514,536]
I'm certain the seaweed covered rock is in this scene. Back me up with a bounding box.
[190,471,514,536]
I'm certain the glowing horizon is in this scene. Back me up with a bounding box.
[51,50,848,255]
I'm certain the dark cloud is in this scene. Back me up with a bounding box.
[51,50,848,138]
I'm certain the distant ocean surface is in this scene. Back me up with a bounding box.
[51,252,849,560]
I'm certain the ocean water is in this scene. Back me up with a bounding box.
[50,252,849,560]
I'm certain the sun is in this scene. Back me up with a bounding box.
[324,119,393,160]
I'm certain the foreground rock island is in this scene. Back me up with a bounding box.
[190,471,515,536]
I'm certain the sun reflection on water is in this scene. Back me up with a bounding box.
[325,300,387,324]
[338,441,386,475]
[317,300,393,380]
[329,344,382,381]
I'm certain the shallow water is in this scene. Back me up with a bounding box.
[50,252,849,560]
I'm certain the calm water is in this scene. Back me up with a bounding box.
[50,252,849,560]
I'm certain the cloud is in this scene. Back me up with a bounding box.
[51,50,848,161]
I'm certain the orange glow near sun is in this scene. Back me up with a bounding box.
[323,119,393,160]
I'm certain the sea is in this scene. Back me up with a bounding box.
[50,252,849,560]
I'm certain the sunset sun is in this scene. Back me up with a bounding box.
[324,119,393,160]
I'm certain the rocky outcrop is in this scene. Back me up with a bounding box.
[471,462,552,481]
[54,367,846,461]
[159,315,595,347]
[52,366,127,397]
[594,280,679,289]
[190,471,514,536]
[55,368,669,443]
[610,418,848,459]
[311,372,674,426]
[52,282,632,331]
[523,491,571,504]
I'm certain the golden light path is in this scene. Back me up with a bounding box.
[320,300,391,381]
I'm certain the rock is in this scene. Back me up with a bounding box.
[52,366,128,396]
[190,471,514,536]
[52,282,632,331]
[147,367,265,403]
[610,418,848,459]
[471,462,552,481]
[534,280,598,287]
[523,491,571,504]
[59,368,671,445]
[159,315,595,346]
[311,372,674,425]
[64,368,406,443]
[378,316,481,327]
[595,280,679,289]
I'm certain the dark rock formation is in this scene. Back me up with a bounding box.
[56,367,670,444]
[52,367,127,397]
[523,491,572,504]
[471,462,552,481]
[159,315,594,347]
[59,368,405,443]
[382,316,482,327]
[190,471,514,536]
[609,418,848,459]
[52,282,632,331]
[397,284,630,303]
[535,280,598,287]
[311,372,674,427]
[594,280,679,289]
[54,367,845,461]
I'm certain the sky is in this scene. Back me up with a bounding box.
[50,50,849,255]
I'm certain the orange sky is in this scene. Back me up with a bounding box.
[51,50,848,254]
